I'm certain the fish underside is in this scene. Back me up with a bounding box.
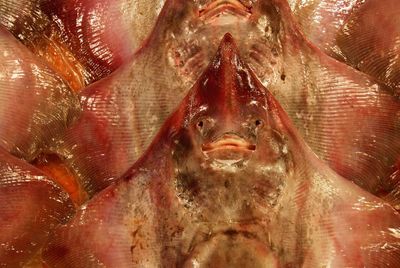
[0,0,399,267]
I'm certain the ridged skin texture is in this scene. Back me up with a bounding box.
[56,0,400,206]
[0,0,166,88]
[43,34,400,268]
[290,0,400,94]
[0,26,80,161]
[0,147,74,267]
[0,0,399,267]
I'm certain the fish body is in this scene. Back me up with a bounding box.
[0,147,74,267]
[43,34,400,268]
[58,0,400,205]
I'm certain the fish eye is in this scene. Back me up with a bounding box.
[197,120,204,129]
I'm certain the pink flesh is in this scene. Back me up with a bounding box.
[290,0,400,93]
[0,26,80,161]
[57,0,400,205]
[0,0,165,85]
[0,147,74,266]
[43,34,400,268]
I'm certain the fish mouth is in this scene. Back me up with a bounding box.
[199,0,252,20]
[183,228,278,267]
[202,134,255,161]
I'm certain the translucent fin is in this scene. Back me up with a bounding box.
[0,26,80,161]
[0,148,74,266]
[335,0,400,94]
[0,0,165,88]
[53,0,263,193]
[276,46,400,200]
[300,177,400,267]
[249,0,400,206]
[32,153,89,206]
[289,0,361,53]
[42,181,156,267]
[57,51,190,194]
[290,0,400,93]
[51,0,307,194]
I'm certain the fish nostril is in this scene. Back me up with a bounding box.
[196,120,204,134]
[255,119,263,127]
[195,117,216,135]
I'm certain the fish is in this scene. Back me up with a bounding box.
[0,147,74,267]
[290,0,400,93]
[0,25,80,162]
[53,0,282,193]
[0,0,166,90]
[56,0,400,207]
[42,33,400,268]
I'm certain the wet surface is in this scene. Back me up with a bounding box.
[0,0,400,266]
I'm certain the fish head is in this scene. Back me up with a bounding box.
[162,33,296,222]
[147,0,291,85]
[147,35,302,266]
[171,33,293,172]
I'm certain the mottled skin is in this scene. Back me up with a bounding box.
[0,1,398,266]
[56,0,291,193]
[54,0,400,207]
[43,34,400,268]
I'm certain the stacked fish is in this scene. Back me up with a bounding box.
[0,0,400,267]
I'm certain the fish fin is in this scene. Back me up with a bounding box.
[0,26,80,161]
[0,148,74,266]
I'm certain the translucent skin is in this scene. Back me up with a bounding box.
[0,26,80,161]
[290,0,400,93]
[0,0,166,89]
[0,25,80,266]
[0,147,74,267]
[4,0,398,92]
[43,34,400,268]
[0,1,398,266]
[57,0,400,207]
